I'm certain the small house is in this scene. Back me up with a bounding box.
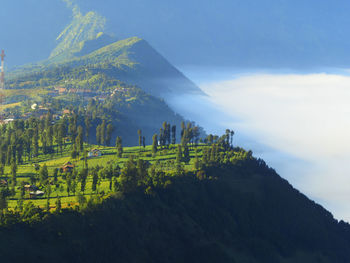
[55,87,67,94]
[88,149,102,158]
[0,180,7,186]
[29,190,44,199]
[24,185,38,192]
[62,109,71,115]
[61,162,74,173]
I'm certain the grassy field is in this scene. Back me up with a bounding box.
[0,102,21,111]
[4,143,204,210]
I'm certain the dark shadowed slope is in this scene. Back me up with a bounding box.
[0,159,350,263]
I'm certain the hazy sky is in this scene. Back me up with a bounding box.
[3,0,350,68]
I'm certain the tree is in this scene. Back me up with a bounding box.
[230,130,235,147]
[45,182,52,200]
[39,164,49,184]
[175,145,184,175]
[136,159,148,185]
[83,150,88,169]
[138,129,142,150]
[68,115,77,147]
[66,177,72,197]
[92,169,98,192]
[41,131,48,154]
[100,120,106,146]
[84,116,91,143]
[193,126,200,146]
[183,145,190,164]
[96,125,101,146]
[176,145,183,164]
[32,130,39,157]
[167,123,171,145]
[55,197,61,213]
[225,129,231,149]
[152,134,158,156]
[118,156,138,193]
[106,124,114,146]
[194,151,200,170]
[45,199,50,212]
[116,136,123,158]
[11,160,17,187]
[79,169,88,194]
[53,168,58,183]
[71,179,77,197]
[142,136,146,149]
[0,188,10,214]
[47,126,54,148]
[71,147,78,160]
[76,126,84,152]
[207,134,214,145]
[159,128,164,149]
[76,193,87,208]
[162,122,169,146]
[181,121,185,140]
[58,122,66,155]
[171,125,176,144]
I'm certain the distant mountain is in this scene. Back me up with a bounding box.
[10,36,203,98]
[48,4,118,62]
[7,1,203,99]
[49,11,110,60]
[5,4,203,146]
[57,37,203,97]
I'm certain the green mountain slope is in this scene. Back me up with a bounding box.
[49,7,107,59]
[9,4,202,98]
[61,37,203,97]
[5,66,186,146]
[10,36,202,98]
[0,156,349,262]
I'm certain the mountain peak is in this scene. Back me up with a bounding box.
[50,9,107,59]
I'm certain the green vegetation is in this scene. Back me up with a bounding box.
[0,115,205,214]
[0,99,349,262]
[50,5,107,59]
[0,125,349,262]
[8,35,202,98]
[1,12,349,262]
[3,73,186,145]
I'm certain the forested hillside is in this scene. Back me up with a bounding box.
[0,135,349,263]
[10,36,202,98]
[1,4,349,262]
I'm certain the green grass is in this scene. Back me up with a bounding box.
[3,143,205,210]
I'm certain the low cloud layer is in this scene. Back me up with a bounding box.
[198,73,350,221]
[169,72,350,221]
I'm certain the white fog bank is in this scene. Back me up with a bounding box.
[170,72,350,222]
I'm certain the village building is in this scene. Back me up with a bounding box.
[62,109,72,115]
[88,149,102,158]
[0,179,7,186]
[55,86,67,94]
[3,118,14,124]
[61,162,74,173]
[29,190,44,199]
[24,185,38,192]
